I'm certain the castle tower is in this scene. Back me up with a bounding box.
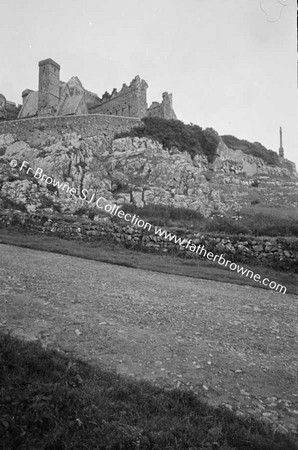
[38,58,60,116]
[161,92,177,120]
[130,75,148,117]
[279,126,284,158]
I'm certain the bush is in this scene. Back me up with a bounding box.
[221,135,280,166]
[116,117,220,163]
[116,118,281,167]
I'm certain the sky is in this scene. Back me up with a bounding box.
[1,0,297,166]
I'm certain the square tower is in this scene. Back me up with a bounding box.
[38,58,60,116]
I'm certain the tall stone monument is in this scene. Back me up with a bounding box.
[279,126,284,158]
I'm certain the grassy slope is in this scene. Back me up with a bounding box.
[0,332,297,450]
[116,203,298,237]
[0,228,297,295]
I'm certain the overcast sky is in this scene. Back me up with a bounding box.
[1,0,297,166]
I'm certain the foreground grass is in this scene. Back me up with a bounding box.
[0,228,297,295]
[0,333,296,450]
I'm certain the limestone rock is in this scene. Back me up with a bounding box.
[0,128,297,218]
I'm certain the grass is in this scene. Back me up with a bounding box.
[0,228,297,295]
[115,203,298,237]
[241,205,298,220]
[0,332,297,450]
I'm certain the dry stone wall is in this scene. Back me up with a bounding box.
[0,211,297,272]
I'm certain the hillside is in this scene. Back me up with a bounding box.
[221,135,280,166]
[117,117,295,170]
[0,116,297,220]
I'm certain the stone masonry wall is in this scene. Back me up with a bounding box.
[90,76,148,118]
[147,92,177,120]
[0,211,297,273]
[0,114,141,142]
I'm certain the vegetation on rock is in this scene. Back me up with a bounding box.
[221,135,280,166]
[117,117,285,168]
[116,117,220,163]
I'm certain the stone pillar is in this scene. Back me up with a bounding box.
[279,126,284,158]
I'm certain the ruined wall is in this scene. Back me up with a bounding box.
[1,56,177,121]
[147,92,177,120]
[0,114,141,142]
[0,95,21,121]
[90,76,148,118]
[5,102,21,121]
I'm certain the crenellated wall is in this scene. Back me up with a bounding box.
[90,76,148,118]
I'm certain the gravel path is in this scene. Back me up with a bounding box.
[0,243,297,434]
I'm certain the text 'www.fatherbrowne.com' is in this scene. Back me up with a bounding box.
[153,227,287,294]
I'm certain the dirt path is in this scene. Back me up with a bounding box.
[0,243,297,434]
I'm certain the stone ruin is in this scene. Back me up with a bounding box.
[0,58,177,122]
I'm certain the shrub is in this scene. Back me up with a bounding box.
[221,135,280,166]
[115,117,220,162]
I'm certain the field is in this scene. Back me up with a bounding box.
[0,239,297,450]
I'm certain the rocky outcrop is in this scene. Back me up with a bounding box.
[211,138,297,178]
[0,124,297,219]
[0,131,227,217]
[110,137,225,215]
